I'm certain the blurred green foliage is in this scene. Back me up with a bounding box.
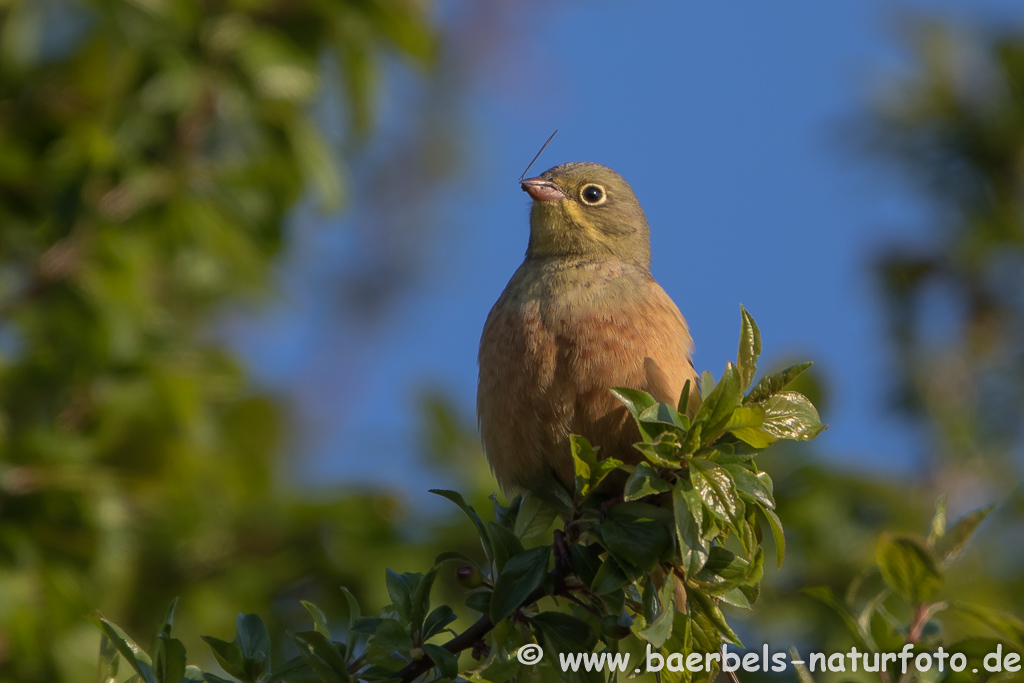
[0,0,465,680]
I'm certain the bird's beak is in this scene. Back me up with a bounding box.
[520,177,566,202]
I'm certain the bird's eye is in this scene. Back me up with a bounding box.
[580,184,606,205]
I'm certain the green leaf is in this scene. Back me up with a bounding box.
[513,493,557,541]
[672,480,708,577]
[409,567,438,640]
[761,391,825,441]
[876,532,943,604]
[571,435,595,497]
[422,644,459,680]
[596,503,674,572]
[759,504,786,568]
[724,405,776,448]
[91,618,156,683]
[293,631,349,683]
[634,434,684,467]
[155,598,178,639]
[430,489,493,567]
[950,602,1024,648]
[487,522,525,572]
[624,462,672,501]
[591,556,631,595]
[678,378,696,420]
[367,618,413,653]
[531,612,598,656]
[236,613,272,681]
[153,634,186,683]
[701,371,716,400]
[269,655,314,682]
[936,505,994,565]
[464,589,492,614]
[737,306,761,390]
[696,362,741,439]
[337,587,360,655]
[489,547,551,623]
[200,636,244,681]
[302,602,330,638]
[610,387,657,421]
[722,464,774,509]
[689,460,740,528]
[385,570,419,622]
[686,585,742,647]
[744,362,813,404]
[639,401,688,430]
[422,606,457,641]
[636,579,676,648]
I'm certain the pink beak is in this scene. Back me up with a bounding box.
[521,176,566,202]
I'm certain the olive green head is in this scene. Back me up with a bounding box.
[520,162,651,267]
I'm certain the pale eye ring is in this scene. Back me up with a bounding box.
[580,184,607,205]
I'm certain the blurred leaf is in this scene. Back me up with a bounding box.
[936,505,995,565]
[876,532,943,604]
[803,586,876,652]
[928,493,948,545]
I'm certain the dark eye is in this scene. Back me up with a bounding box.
[580,184,606,205]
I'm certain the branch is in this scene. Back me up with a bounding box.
[389,583,551,683]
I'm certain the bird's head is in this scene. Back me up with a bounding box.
[520,162,651,267]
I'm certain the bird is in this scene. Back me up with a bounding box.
[477,161,698,498]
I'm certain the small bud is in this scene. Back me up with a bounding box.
[456,565,483,589]
[411,647,425,660]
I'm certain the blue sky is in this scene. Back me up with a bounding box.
[233,0,1024,494]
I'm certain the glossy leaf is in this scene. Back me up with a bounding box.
[672,480,708,577]
[737,305,762,390]
[761,391,825,441]
[744,362,813,404]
